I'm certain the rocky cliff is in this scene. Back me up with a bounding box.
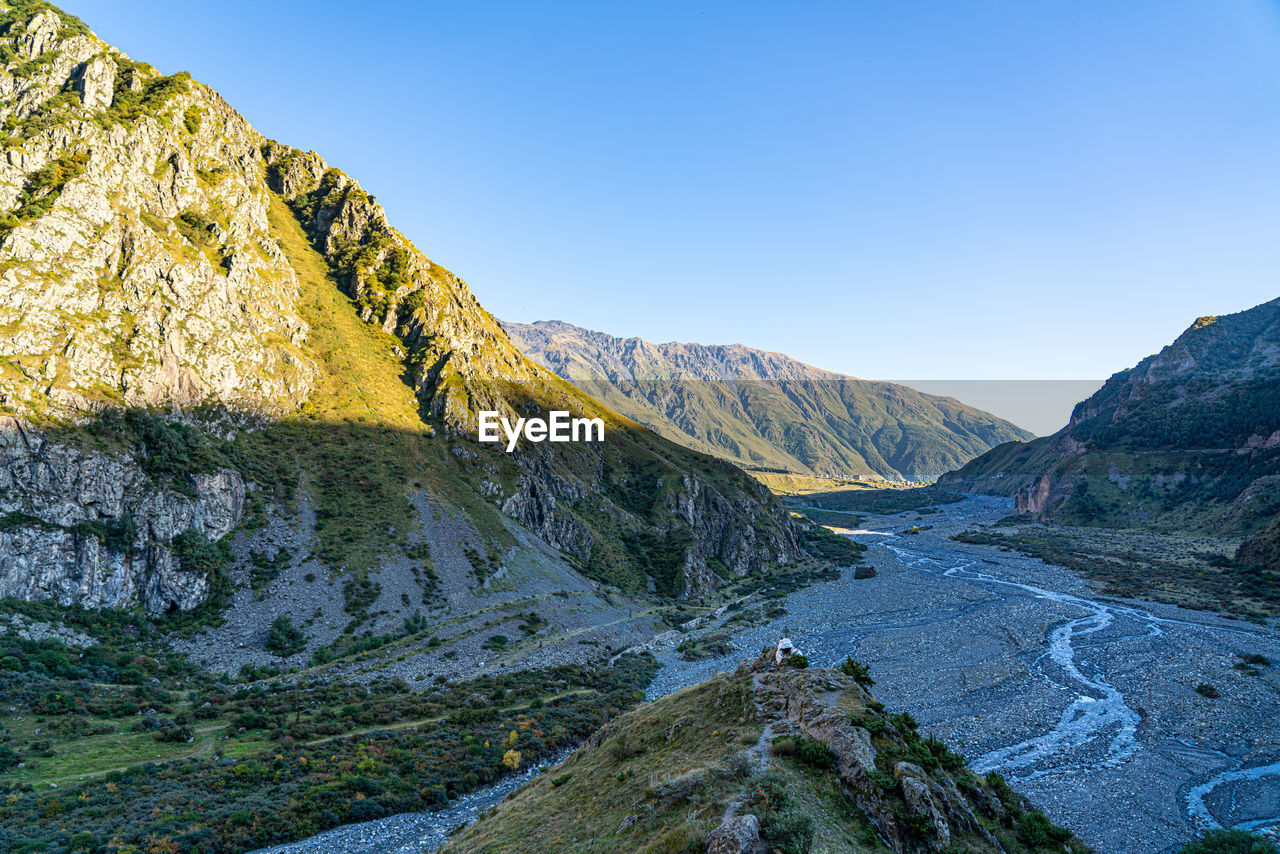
[505,319,1033,482]
[940,297,1280,533]
[0,0,805,618]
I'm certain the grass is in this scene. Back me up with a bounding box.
[215,195,518,581]
[800,486,964,515]
[443,671,763,853]
[952,523,1276,619]
[750,471,895,496]
[0,715,272,788]
[444,661,1083,854]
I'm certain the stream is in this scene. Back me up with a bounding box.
[262,496,1280,853]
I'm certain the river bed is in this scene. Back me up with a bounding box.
[262,496,1280,853]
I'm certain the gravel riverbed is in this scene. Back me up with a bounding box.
[261,496,1280,854]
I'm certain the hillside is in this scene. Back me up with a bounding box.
[442,651,1083,854]
[941,297,1280,539]
[504,319,1032,482]
[0,0,837,661]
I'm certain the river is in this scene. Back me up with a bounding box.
[262,496,1280,853]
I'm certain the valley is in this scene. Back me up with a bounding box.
[641,497,1280,852]
[0,2,1274,853]
[253,496,1280,853]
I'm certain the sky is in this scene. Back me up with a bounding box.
[62,0,1280,381]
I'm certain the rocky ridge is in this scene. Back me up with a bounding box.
[941,297,1280,536]
[441,650,1083,853]
[0,1,804,618]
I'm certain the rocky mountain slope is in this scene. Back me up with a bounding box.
[504,319,1032,482]
[941,297,1280,542]
[443,651,1083,854]
[0,0,814,643]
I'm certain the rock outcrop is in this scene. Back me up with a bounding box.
[705,814,760,854]
[0,417,242,615]
[748,652,1032,853]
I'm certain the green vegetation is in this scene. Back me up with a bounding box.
[444,662,1081,854]
[265,615,305,656]
[952,524,1277,619]
[0,610,659,854]
[789,506,864,528]
[1179,830,1279,854]
[802,486,963,515]
[505,321,1033,482]
[0,150,87,239]
[797,519,867,566]
[839,656,875,687]
[946,298,1280,542]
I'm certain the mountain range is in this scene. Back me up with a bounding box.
[942,297,1280,563]
[504,319,1033,482]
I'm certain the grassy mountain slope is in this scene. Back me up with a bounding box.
[941,298,1280,536]
[504,319,1033,482]
[0,0,819,633]
[443,652,1082,854]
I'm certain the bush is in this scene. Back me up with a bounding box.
[1179,829,1279,854]
[787,653,809,669]
[765,807,814,854]
[1018,808,1073,846]
[266,616,306,657]
[797,738,833,768]
[839,656,874,687]
[770,735,832,768]
[1195,683,1221,699]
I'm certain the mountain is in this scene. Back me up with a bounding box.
[0,0,827,652]
[941,298,1280,537]
[503,320,1033,482]
[442,651,1083,854]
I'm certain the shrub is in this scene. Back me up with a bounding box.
[1018,808,1073,846]
[839,656,874,687]
[1195,683,1221,699]
[770,735,798,757]
[266,616,306,657]
[798,738,833,768]
[787,653,809,669]
[1179,829,1279,854]
[765,806,815,854]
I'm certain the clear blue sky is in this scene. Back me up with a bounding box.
[63,0,1280,380]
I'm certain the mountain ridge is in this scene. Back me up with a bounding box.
[941,296,1280,541]
[0,0,819,637]
[504,318,1034,482]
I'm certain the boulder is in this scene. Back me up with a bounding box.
[705,814,759,854]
